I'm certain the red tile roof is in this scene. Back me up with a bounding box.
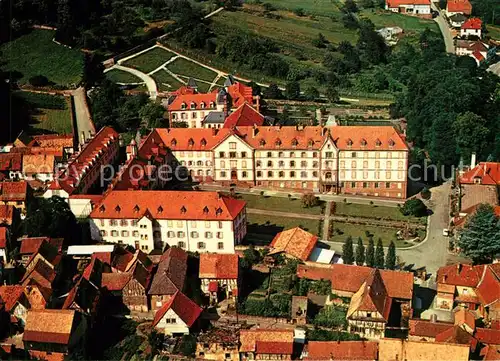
[454,308,476,332]
[481,345,500,360]
[0,286,25,312]
[462,17,482,30]
[0,181,29,202]
[227,82,254,108]
[50,127,119,195]
[447,0,472,15]
[269,227,317,261]
[23,309,76,345]
[437,264,481,287]
[149,247,188,295]
[199,253,239,279]
[305,341,378,360]
[0,227,7,248]
[91,251,112,265]
[223,103,265,128]
[239,329,294,353]
[19,237,62,255]
[436,326,478,351]
[31,134,73,149]
[297,264,413,299]
[386,0,430,7]
[472,50,485,63]
[476,265,500,306]
[0,205,14,225]
[475,328,500,345]
[90,190,246,221]
[101,272,132,291]
[409,319,454,338]
[208,280,218,292]
[168,91,218,112]
[0,153,22,172]
[255,341,294,355]
[156,128,232,151]
[152,290,202,328]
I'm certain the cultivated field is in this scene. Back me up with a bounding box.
[105,69,143,83]
[122,47,176,73]
[151,69,184,91]
[0,30,83,86]
[486,25,500,40]
[167,58,218,83]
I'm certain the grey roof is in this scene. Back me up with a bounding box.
[224,75,236,87]
[203,111,226,124]
[187,78,198,88]
[217,88,227,104]
[449,13,467,22]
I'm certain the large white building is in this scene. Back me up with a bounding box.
[155,125,409,198]
[385,0,431,18]
[89,190,247,253]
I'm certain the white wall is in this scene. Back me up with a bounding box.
[155,308,190,335]
[214,135,255,182]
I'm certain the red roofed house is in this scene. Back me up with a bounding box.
[0,181,32,216]
[268,227,318,262]
[458,162,500,211]
[239,329,294,361]
[148,247,188,311]
[22,309,87,360]
[385,0,431,18]
[408,318,454,341]
[19,237,63,266]
[0,285,30,326]
[203,103,265,129]
[297,264,413,339]
[199,253,239,304]
[89,190,247,253]
[303,341,378,360]
[152,290,202,335]
[0,153,22,180]
[446,0,472,16]
[43,126,119,200]
[461,18,482,38]
[475,327,500,346]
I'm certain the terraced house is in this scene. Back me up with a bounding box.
[88,190,247,253]
[155,125,409,198]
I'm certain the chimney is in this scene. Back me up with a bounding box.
[470,153,476,169]
[456,264,461,274]
[430,314,438,323]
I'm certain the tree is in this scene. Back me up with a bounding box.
[355,237,365,265]
[312,32,328,48]
[248,81,262,96]
[263,83,283,99]
[24,196,79,243]
[313,305,347,328]
[453,112,490,160]
[458,204,500,264]
[304,86,320,101]
[293,7,305,16]
[325,86,340,103]
[28,75,50,87]
[285,81,301,100]
[140,102,165,128]
[343,0,358,13]
[374,238,385,268]
[242,244,261,267]
[301,193,319,208]
[400,199,428,217]
[385,241,396,270]
[171,121,189,128]
[420,187,431,200]
[342,236,354,264]
[366,238,375,267]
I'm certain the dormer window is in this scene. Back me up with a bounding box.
[181,206,187,214]
[201,138,207,147]
[260,139,266,147]
[115,205,121,213]
[275,138,282,147]
[361,139,367,147]
[375,139,381,147]
[188,138,194,146]
[190,102,196,110]
[200,102,206,109]
[133,205,140,212]
[181,102,187,110]
[99,205,105,213]
[209,101,215,108]
[171,139,177,147]
[203,206,209,214]
[158,206,163,213]
[347,139,353,148]
[216,207,222,216]
[291,138,298,147]
[388,139,395,148]
[308,139,314,148]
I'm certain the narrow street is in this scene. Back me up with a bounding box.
[431,1,455,53]
[72,87,95,145]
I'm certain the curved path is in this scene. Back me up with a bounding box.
[105,64,158,100]
[431,2,455,53]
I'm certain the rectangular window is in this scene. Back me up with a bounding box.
[229,142,236,149]
[191,221,197,228]
[167,220,173,227]
[176,221,183,228]
[205,221,211,228]
[218,242,224,250]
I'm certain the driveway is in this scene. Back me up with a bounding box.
[72,87,95,145]
[431,2,455,53]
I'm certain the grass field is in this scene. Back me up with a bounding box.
[0,30,83,86]
[334,202,426,224]
[359,9,438,33]
[328,222,409,247]
[486,25,500,40]
[122,47,176,73]
[151,69,184,91]
[259,0,344,17]
[238,194,325,215]
[105,69,143,83]
[15,91,72,134]
[166,58,218,82]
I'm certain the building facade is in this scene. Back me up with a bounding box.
[89,191,247,253]
[385,0,431,18]
[155,125,409,199]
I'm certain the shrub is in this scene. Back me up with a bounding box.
[313,305,347,328]
[301,193,319,208]
[293,7,305,16]
[400,199,428,217]
[29,75,50,87]
[307,328,361,341]
[330,201,337,214]
[420,187,431,200]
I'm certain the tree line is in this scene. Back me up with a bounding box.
[342,236,397,270]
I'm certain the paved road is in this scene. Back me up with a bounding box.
[432,2,455,53]
[107,64,158,100]
[72,87,95,145]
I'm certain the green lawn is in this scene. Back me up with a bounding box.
[167,58,218,82]
[0,30,83,86]
[359,9,438,33]
[32,107,72,134]
[151,69,184,91]
[105,69,143,83]
[259,0,344,17]
[334,202,426,224]
[122,47,176,73]
[238,194,324,215]
[246,214,321,245]
[328,221,410,247]
[486,25,500,40]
